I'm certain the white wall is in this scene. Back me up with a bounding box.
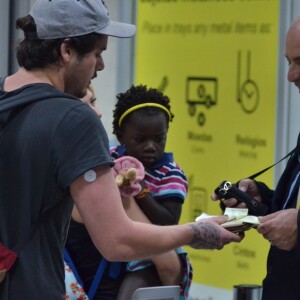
[0,0,10,76]
[91,1,136,144]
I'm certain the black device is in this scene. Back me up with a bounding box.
[215,181,268,216]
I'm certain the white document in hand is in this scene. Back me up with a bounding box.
[195,208,260,233]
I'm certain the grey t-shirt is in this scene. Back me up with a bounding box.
[0,82,113,299]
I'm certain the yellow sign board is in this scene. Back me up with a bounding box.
[135,0,279,292]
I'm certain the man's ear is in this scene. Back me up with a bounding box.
[60,40,72,63]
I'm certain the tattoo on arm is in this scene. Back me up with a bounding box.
[188,223,221,249]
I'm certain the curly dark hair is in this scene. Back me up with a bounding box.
[16,15,102,70]
[112,84,174,138]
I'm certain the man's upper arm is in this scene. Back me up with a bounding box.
[69,165,130,254]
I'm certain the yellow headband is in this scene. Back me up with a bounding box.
[118,103,171,127]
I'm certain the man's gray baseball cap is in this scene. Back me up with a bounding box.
[29,0,136,39]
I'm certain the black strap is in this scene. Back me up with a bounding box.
[248,147,297,180]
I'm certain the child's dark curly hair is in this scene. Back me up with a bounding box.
[112,84,174,137]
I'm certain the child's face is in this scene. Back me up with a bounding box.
[119,111,168,168]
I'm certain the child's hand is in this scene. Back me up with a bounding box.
[113,156,145,197]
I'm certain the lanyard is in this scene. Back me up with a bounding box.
[248,147,297,180]
[248,146,299,210]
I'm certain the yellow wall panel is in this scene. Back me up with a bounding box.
[135,0,279,291]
